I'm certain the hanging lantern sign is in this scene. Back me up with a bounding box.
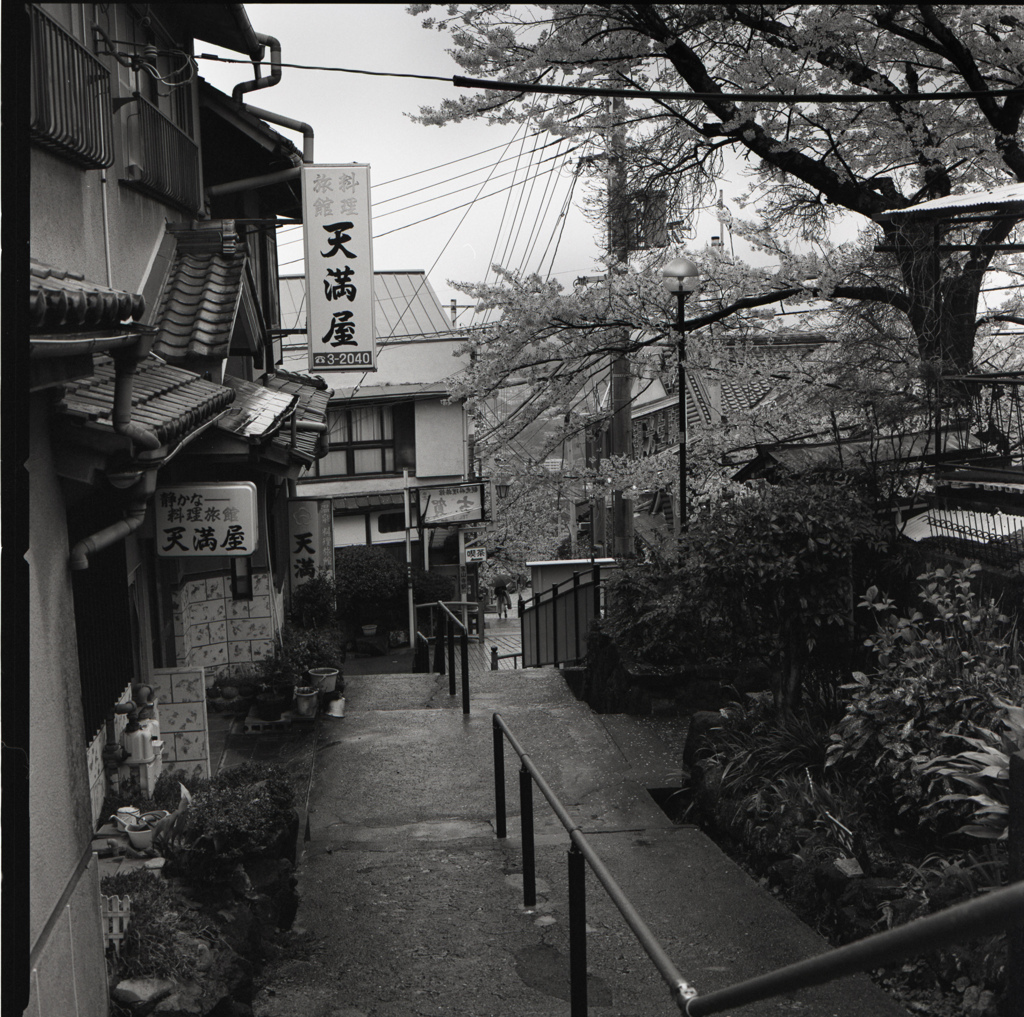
[302,163,376,372]
[155,483,258,557]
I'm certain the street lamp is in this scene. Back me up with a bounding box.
[661,257,701,530]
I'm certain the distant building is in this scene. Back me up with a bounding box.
[279,272,474,575]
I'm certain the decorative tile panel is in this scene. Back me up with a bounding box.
[153,667,210,780]
[174,730,208,762]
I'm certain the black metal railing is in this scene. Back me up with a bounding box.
[432,601,471,714]
[490,647,521,669]
[123,92,202,214]
[521,566,603,668]
[492,713,1024,1017]
[29,5,114,169]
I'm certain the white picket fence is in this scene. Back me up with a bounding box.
[100,894,131,956]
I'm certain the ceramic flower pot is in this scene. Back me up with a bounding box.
[293,686,318,717]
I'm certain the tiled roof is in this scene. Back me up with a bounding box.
[55,355,234,446]
[271,368,332,392]
[215,373,331,467]
[279,271,457,338]
[30,259,145,331]
[217,377,296,440]
[265,373,332,465]
[150,226,246,361]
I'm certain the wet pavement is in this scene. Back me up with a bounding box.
[211,651,905,1017]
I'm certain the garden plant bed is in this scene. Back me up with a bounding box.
[100,763,301,1017]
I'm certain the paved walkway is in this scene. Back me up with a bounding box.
[214,662,905,1017]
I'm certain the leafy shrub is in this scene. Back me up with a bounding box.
[826,565,1021,840]
[254,623,344,690]
[921,698,1024,840]
[289,567,337,628]
[335,545,407,626]
[100,869,211,981]
[155,763,296,884]
[605,558,708,668]
[411,567,455,605]
[607,483,887,709]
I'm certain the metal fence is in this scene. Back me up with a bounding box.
[521,566,604,668]
[492,713,1024,1017]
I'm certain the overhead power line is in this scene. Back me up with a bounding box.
[453,75,1024,104]
[194,54,1024,103]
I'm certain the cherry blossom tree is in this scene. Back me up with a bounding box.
[412,4,1023,374]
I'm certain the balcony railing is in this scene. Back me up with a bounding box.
[123,92,202,215]
[29,4,114,169]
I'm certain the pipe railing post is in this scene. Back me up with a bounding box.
[493,719,507,839]
[460,627,470,714]
[520,764,536,908]
[1008,750,1024,1017]
[434,610,445,674]
[491,645,498,670]
[551,580,560,668]
[572,571,581,663]
[569,840,588,1017]
[447,615,456,696]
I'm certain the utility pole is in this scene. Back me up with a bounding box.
[606,96,634,558]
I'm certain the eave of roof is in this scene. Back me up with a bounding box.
[54,355,235,448]
[31,260,146,332]
[876,182,1024,222]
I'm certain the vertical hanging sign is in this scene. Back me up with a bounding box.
[302,163,375,372]
[287,498,335,599]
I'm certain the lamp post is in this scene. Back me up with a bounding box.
[661,257,701,531]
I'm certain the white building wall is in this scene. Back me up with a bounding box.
[415,400,466,478]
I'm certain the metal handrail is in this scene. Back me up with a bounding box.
[491,711,1024,1017]
[434,601,470,714]
[493,712,696,1014]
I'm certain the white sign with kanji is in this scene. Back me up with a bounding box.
[155,483,258,557]
[417,483,485,526]
[302,164,376,372]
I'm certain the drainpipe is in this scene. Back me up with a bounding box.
[204,106,313,202]
[69,470,158,571]
[111,340,162,452]
[240,104,314,164]
[231,32,281,102]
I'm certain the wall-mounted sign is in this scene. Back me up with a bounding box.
[416,483,485,526]
[155,483,258,557]
[302,163,375,373]
[287,498,335,596]
[465,546,486,562]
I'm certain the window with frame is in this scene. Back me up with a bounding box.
[317,403,415,477]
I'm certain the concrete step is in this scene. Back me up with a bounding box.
[255,668,905,1017]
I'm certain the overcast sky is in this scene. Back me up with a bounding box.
[198,4,600,318]
[198,4,775,322]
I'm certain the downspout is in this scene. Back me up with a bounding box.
[69,470,158,571]
[111,339,162,452]
[231,33,281,101]
[204,108,314,202]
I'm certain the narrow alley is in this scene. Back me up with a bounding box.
[219,656,905,1017]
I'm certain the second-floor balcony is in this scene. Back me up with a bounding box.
[122,92,202,216]
[29,4,113,170]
